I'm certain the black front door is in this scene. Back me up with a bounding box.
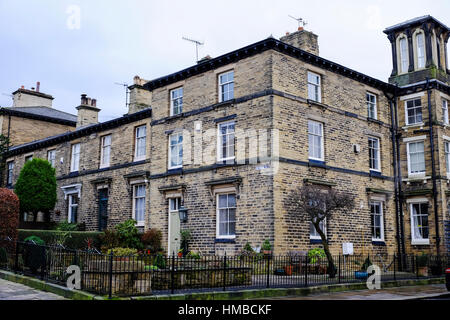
[98,189,109,231]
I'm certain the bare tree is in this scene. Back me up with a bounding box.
[290,184,354,277]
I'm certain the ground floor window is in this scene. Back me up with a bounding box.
[310,218,326,240]
[410,202,429,244]
[68,194,79,223]
[370,201,384,241]
[133,184,146,226]
[216,193,236,239]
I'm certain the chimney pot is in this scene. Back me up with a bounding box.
[87,97,91,105]
[21,85,24,89]
[81,94,87,105]
[36,82,40,92]
[91,99,97,107]
[298,26,304,31]
[286,32,290,36]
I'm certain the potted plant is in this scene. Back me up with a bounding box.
[261,239,272,256]
[284,264,293,276]
[416,253,429,276]
[177,249,183,258]
[180,229,192,257]
[354,256,372,280]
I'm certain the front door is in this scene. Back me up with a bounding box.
[168,198,181,255]
[98,189,109,231]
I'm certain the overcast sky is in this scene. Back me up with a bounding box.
[0,0,448,122]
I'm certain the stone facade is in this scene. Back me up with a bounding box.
[4,16,450,257]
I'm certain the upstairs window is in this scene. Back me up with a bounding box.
[218,71,234,102]
[217,121,235,162]
[307,71,321,102]
[70,143,80,172]
[134,125,147,161]
[308,120,324,161]
[407,141,425,176]
[416,33,426,69]
[47,150,56,167]
[443,99,449,125]
[100,135,111,168]
[170,87,183,116]
[367,93,377,120]
[6,161,14,186]
[399,37,408,73]
[368,137,381,172]
[168,132,183,169]
[405,99,422,125]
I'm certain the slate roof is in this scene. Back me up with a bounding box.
[0,106,77,126]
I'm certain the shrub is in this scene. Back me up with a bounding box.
[0,247,7,266]
[24,235,45,245]
[99,229,120,250]
[18,229,103,250]
[416,253,429,267]
[54,222,78,231]
[186,251,201,259]
[14,158,57,222]
[262,239,272,251]
[0,188,20,252]
[154,253,166,269]
[115,219,143,249]
[141,229,162,252]
[106,247,138,256]
[308,248,326,264]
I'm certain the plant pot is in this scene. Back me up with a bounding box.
[354,271,368,279]
[418,266,428,277]
[177,252,183,258]
[284,265,293,276]
[262,250,272,256]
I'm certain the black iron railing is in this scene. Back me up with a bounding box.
[0,239,448,298]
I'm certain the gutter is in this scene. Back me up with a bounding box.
[426,78,441,255]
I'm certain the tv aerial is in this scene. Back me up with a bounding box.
[288,15,308,28]
[182,36,204,63]
[114,82,129,109]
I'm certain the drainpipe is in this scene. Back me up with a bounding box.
[386,89,405,258]
[426,78,441,256]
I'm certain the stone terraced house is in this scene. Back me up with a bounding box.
[3,15,450,256]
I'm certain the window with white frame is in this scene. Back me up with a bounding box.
[134,125,146,161]
[217,121,235,161]
[370,201,384,241]
[405,99,422,125]
[216,193,236,239]
[399,37,408,73]
[169,197,181,214]
[310,218,326,240]
[368,137,381,171]
[100,135,111,168]
[367,93,377,120]
[410,202,429,244]
[47,150,56,167]
[218,71,234,102]
[168,132,183,169]
[308,120,324,161]
[445,141,450,175]
[6,161,14,186]
[307,71,321,102]
[133,184,146,226]
[416,33,426,69]
[70,143,80,172]
[407,141,425,176]
[68,194,78,223]
[443,99,449,125]
[170,87,183,116]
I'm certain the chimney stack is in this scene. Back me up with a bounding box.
[280,28,319,56]
[76,94,100,128]
[12,82,53,108]
[128,75,152,114]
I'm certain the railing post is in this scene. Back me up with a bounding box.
[266,255,270,288]
[223,254,227,291]
[171,253,175,294]
[108,251,113,299]
[338,255,341,284]
[14,241,19,273]
[304,255,308,287]
[415,255,419,279]
[393,253,396,281]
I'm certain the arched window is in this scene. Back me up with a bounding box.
[416,32,426,69]
[399,37,408,73]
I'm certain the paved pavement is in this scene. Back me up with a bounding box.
[0,279,66,300]
[263,284,449,300]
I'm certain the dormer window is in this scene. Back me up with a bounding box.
[416,32,426,69]
[399,37,408,73]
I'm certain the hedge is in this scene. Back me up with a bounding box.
[18,229,104,250]
[0,188,20,252]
